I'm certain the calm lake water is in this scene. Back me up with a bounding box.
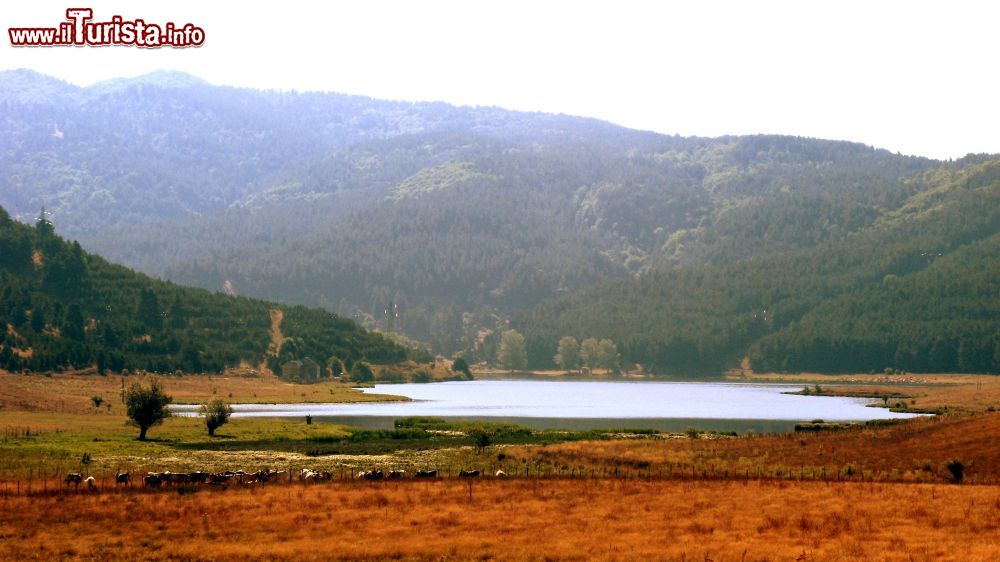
[173,379,921,432]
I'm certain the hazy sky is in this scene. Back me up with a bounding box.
[3,1,997,159]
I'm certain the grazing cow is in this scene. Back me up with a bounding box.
[172,473,193,485]
[458,470,480,478]
[387,470,406,479]
[208,472,233,485]
[299,469,318,482]
[143,473,162,488]
[319,471,333,481]
[115,472,131,486]
[249,469,274,482]
[258,470,284,483]
[364,470,385,480]
[65,473,84,487]
[85,476,96,490]
[414,470,438,478]
[494,470,507,478]
[188,472,209,485]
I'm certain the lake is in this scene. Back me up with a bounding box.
[173,379,921,432]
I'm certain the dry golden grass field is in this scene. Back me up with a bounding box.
[2,479,999,561]
[509,410,1000,484]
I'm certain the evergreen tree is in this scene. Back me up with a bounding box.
[62,304,85,341]
[137,288,163,331]
[35,207,54,237]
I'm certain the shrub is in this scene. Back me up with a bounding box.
[376,366,405,383]
[945,459,964,484]
[198,398,233,436]
[351,361,374,383]
[452,356,473,380]
[470,429,493,453]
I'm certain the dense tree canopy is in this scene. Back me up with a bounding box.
[517,159,1000,375]
[0,207,426,376]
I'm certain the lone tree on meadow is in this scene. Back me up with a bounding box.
[125,378,172,441]
[199,398,233,436]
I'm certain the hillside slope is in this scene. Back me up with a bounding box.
[85,134,932,352]
[515,158,1000,374]
[2,71,935,350]
[0,205,423,375]
[8,69,985,365]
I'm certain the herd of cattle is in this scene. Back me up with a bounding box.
[63,468,507,489]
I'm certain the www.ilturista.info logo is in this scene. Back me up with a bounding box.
[9,8,204,48]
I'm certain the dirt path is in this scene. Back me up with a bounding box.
[259,308,286,375]
[267,308,285,356]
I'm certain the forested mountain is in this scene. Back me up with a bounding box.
[516,158,1000,374]
[87,134,931,353]
[0,205,423,375]
[3,69,995,374]
[0,69,643,234]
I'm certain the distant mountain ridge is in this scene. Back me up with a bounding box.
[0,68,652,232]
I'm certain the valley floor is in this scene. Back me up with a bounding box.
[3,371,1000,559]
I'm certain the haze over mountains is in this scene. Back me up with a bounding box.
[2,69,997,374]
